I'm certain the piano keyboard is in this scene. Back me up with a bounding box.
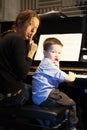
[28,71,87,79]
[76,74,87,78]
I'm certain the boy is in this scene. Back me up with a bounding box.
[32,37,78,130]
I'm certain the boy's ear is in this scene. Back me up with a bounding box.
[43,50,46,57]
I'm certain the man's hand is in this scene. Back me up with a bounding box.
[27,39,37,59]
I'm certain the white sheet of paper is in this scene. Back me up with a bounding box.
[34,34,82,61]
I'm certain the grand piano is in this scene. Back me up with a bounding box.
[28,12,87,130]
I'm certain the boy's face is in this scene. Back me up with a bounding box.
[44,44,62,63]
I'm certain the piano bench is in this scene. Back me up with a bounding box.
[0,104,70,130]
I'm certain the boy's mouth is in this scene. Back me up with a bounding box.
[55,58,58,61]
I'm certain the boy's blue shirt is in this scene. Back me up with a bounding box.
[32,58,67,105]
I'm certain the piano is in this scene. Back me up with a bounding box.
[30,14,87,76]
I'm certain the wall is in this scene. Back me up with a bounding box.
[0,0,20,21]
[0,0,87,21]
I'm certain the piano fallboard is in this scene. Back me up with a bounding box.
[60,61,87,74]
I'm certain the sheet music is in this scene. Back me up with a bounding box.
[34,33,82,61]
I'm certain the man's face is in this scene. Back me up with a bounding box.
[21,17,39,40]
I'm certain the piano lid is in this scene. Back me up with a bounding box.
[38,10,67,19]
